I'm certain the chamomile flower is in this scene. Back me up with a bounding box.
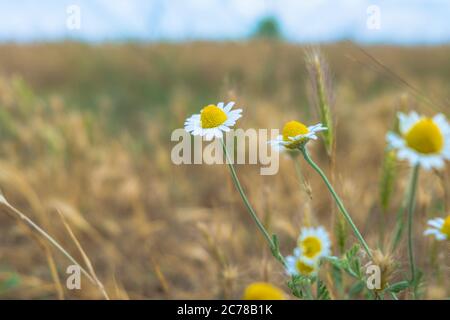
[270,120,327,151]
[297,226,331,264]
[184,102,242,140]
[424,215,450,241]
[243,282,285,300]
[286,248,319,277]
[386,112,450,170]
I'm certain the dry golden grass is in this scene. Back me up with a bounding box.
[0,42,448,299]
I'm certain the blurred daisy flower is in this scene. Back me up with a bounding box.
[184,102,242,140]
[297,226,331,264]
[286,249,318,277]
[424,215,450,241]
[270,120,327,151]
[387,112,450,170]
[242,282,285,300]
[285,226,331,277]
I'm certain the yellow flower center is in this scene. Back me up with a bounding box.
[200,105,227,128]
[296,260,315,275]
[404,118,444,154]
[441,216,450,239]
[300,236,322,259]
[243,282,285,300]
[282,120,309,149]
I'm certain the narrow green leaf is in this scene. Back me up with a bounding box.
[331,265,343,295]
[386,281,409,293]
[348,280,366,298]
[379,149,397,213]
[317,280,331,300]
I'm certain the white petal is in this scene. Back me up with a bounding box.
[435,233,447,241]
[224,102,235,112]
[308,123,327,133]
[399,111,420,134]
[397,148,418,165]
[228,108,242,115]
[223,119,236,127]
[428,218,444,229]
[227,113,241,122]
[433,114,450,134]
[386,132,404,149]
[418,155,444,170]
[214,129,223,138]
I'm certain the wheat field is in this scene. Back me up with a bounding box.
[0,42,448,299]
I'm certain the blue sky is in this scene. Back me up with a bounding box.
[1,0,449,44]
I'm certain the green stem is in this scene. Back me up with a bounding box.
[300,146,372,259]
[305,280,314,300]
[390,167,417,252]
[406,164,419,287]
[220,140,285,266]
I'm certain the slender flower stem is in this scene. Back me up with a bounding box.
[406,164,419,286]
[300,145,372,259]
[220,140,285,266]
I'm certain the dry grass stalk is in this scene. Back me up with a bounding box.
[0,192,108,298]
[56,209,110,300]
[16,222,65,299]
[150,256,170,298]
[305,48,335,156]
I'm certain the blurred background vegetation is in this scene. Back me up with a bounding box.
[0,41,448,299]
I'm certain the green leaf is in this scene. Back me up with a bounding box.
[331,265,343,295]
[411,269,425,298]
[334,215,347,254]
[379,149,397,213]
[349,256,362,278]
[343,244,362,278]
[0,272,21,294]
[345,244,360,261]
[287,278,303,299]
[317,280,331,300]
[348,280,365,298]
[386,281,409,294]
[323,256,345,269]
[287,275,314,299]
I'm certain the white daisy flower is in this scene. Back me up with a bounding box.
[386,112,450,170]
[424,215,450,241]
[285,248,319,277]
[184,102,242,140]
[297,226,331,264]
[270,121,327,151]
